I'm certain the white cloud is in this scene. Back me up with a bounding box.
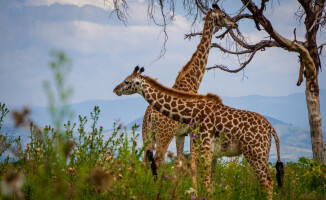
[25,0,113,10]
[15,1,195,105]
[286,146,312,153]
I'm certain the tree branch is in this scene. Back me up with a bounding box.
[194,0,207,15]
[318,42,326,49]
[297,55,305,86]
[207,38,278,73]
[308,3,326,32]
[184,31,202,39]
[215,28,232,39]
[206,49,257,73]
[232,14,253,22]
[228,29,255,50]
[318,42,326,54]
[211,39,278,54]
[211,43,253,54]
[297,0,313,17]
[240,0,317,81]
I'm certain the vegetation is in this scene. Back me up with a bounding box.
[0,103,326,199]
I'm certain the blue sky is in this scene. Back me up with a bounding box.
[0,0,325,107]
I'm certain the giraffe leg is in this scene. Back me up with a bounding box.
[142,134,156,167]
[211,151,219,176]
[142,108,155,168]
[154,130,174,169]
[190,136,197,189]
[211,139,221,176]
[243,151,273,200]
[197,136,214,192]
[175,135,185,166]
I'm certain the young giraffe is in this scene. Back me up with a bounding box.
[142,4,237,179]
[113,67,284,200]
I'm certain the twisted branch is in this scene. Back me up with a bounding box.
[206,49,257,73]
[211,43,253,54]
[207,39,278,72]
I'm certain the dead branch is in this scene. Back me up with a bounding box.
[308,3,326,32]
[215,28,232,40]
[232,14,253,22]
[318,42,326,54]
[184,31,203,39]
[211,43,253,54]
[194,0,208,15]
[318,42,326,49]
[260,0,268,12]
[206,49,257,73]
[211,38,278,55]
[228,29,255,50]
[241,0,317,80]
[297,55,305,86]
[293,28,297,42]
[107,0,129,24]
[207,38,278,72]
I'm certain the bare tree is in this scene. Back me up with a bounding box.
[108,0,326,164]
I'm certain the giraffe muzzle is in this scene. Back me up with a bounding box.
[113,87,122,96]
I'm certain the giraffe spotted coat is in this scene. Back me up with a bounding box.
[113,67,284,200]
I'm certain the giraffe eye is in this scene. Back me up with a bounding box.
[124,81,129,84]
[135,81,140,85]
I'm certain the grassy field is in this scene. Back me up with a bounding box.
[0,103,326,200]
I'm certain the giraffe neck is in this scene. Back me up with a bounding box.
[140,76,223,124]
[173,12,214,93]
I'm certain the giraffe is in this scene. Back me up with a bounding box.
[113,66,284,200]
[142,4,237,182]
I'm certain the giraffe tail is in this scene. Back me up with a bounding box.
[146,150,158,180]
[271,127,284,187]
[276,161,284,187]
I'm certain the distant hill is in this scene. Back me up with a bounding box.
[222,89,325,129]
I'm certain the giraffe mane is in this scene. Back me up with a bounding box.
[174,10,213,83]
[143,76,223,103]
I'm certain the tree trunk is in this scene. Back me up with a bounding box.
[305,79,326,164]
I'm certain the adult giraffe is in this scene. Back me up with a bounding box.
[142,4,237,180]
[113,66,284,200]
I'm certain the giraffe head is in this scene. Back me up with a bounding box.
[207,4,237,29]
[113,66,145,96]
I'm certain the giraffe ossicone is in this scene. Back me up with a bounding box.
[113,66,284,200]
